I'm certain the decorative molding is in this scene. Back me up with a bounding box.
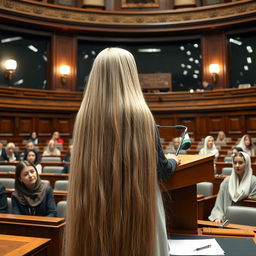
[0,0,255,29]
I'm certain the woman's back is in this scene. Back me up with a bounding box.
[65,48,159,256]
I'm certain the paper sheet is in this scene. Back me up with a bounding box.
[168,238,225,255]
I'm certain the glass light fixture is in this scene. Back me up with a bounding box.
[209,64,220,83]
[4,59,17,80]
[60,65,71,84]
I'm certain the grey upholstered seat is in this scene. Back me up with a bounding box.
[0,178,15,189]
[54,180,69,191]
[226,206,256,226]
[7,197,12,213]
[0,165,16,173]
[42,166,63,174]
[57,201,67,218]
[222,167,232,176]
[224,156,232,163]
[41,156,62,162]
[41,180,50,187]
[196,182,213,197]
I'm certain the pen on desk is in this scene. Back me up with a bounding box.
[193,244,212,251]
[220,219,229,228]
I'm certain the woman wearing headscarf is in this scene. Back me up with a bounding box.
[216,131,227,143]
[64,48,180,256]
[209,152,256,223]
[199,136,219,160]
[42,140,61,156]
[236,134,255,156]
[12,161,57,216]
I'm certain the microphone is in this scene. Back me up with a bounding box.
[157,124,191,155]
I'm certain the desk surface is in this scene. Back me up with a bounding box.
[0,234,50,256]
[170,235,256,256]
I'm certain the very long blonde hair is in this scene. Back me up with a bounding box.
[64,48,158,256]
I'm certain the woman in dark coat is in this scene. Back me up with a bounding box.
[12,161,57,217]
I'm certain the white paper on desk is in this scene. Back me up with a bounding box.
[168,238,225,255]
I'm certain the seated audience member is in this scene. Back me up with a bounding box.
[23,149,42,174]
[0,142,7,161]
[199,136,219,160]
[196,80,213,92]
[231,146,243,158]
[0,185,8,213]
[216,131,227,143]
[43,140,61,156]
[28,131,40,145]
[20,141,41,161]
[12,161,57,217]
[236,134,255,156]
[5,142,20,162]
[167,137,186,154]
[62,145,72,174]
[50,131,64,145]
[209,152,256,223]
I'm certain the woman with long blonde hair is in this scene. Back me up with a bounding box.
[64,48,179,256]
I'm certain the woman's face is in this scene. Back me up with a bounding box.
[233,155,246,179]
[7,147,14,155]
[27,152,36,164]
[219,132,225,139]
[207,137,214,149]
[19,165,37,188]
[244,136,250,147]
[32,132,37,139]
[231,148,238,157]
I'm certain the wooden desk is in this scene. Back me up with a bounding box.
[0,214,65,256]
[161,154,214,233]
[197,194,217,221]
[0,234,50,256]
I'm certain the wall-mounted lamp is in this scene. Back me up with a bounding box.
[60,65,71,84]
[209,64,220,83]
[5,59,17,80]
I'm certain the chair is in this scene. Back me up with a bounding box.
[224,156,232,163]
[42,166,63,174]
[41,180,50,187]
[0,178,15,189]
[196,182,213,197]
[222,167,232,176]
[57,201,67,218]
[7,197,12,213]
[54,180,69,191]
[41,156,62,162]
[0,165,16,172]
[226,206,256,226]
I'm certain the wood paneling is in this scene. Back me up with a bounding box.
[1,87,256,142]
[0,117,15,136]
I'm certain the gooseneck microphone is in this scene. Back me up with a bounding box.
[156,124,191,155]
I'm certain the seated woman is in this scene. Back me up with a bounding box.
[199,136,219,160]
[23,149,42,174]
[236,134,255,156]
[216,131,227,143]
[209,152,256,223]
[5,142,20,162]
[231,146,243,158]
[12,161,57,217]
[50,131,64,145]
[43,140,61,156]
[28,131,40,145]
[0,185,8,213]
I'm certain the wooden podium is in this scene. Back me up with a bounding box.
[160,155,214,234]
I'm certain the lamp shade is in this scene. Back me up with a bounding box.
[60,65,71,75]
[209,64,220,74]
[5,59,17,71]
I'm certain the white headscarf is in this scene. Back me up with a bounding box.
[236,135,255,156]
[199,136,219,158]
[228,151,252,202]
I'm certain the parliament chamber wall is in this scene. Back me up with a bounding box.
[0,0,256,141]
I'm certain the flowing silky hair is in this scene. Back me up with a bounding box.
[64,48,157,256]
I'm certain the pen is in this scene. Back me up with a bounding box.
[219,219,229,228]
[193,244,211,251]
